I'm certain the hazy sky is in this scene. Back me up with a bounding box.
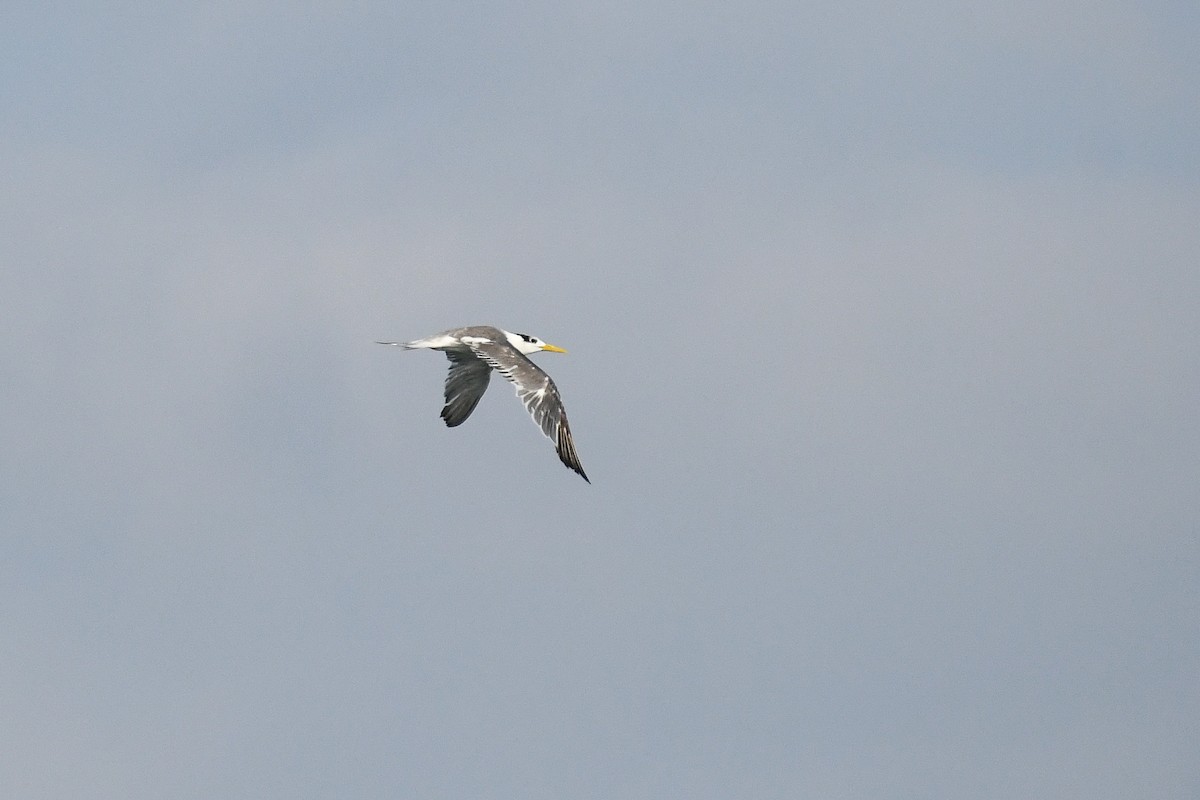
[3,3,1198,798]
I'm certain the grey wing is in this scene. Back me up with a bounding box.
[441,350,492,427]
[516,377,589,483]
[467,341,590,482]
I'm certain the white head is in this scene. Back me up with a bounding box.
[502,330,568,356]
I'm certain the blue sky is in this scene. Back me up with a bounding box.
[3,3,1198,798]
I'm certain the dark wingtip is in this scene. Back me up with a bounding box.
[557,428,590,483]
[567,455,590,483]
[572,455,590,483]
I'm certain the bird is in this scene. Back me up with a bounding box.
[377,326,589,482]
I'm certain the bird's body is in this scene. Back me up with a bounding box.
[377,326,589,482]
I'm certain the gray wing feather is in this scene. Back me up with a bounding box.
[466,340,589,482]
[441,350,491,427]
